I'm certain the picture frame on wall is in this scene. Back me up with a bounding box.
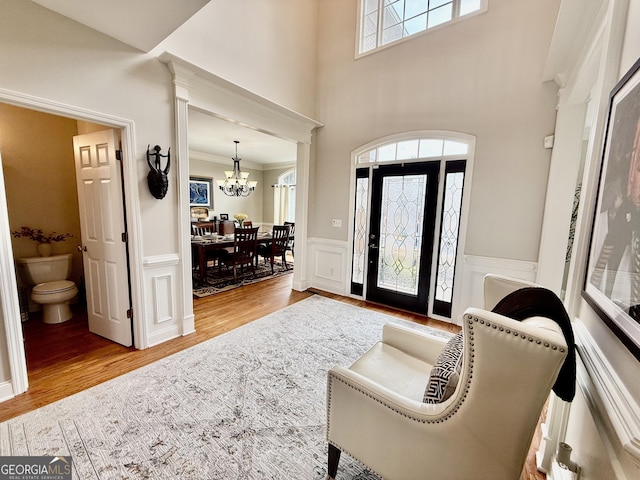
[189,176,213,208]
[583,56,640,361]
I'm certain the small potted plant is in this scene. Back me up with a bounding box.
[12,226,73,257]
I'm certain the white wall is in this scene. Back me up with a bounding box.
[313,0,560,262]
[553,0,640,478]
[0,0,318,386]
[153,0,318,119]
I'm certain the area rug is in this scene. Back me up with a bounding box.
[0,296,452,479]
[193,260,293,298]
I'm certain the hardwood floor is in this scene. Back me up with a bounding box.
[0,274,545,479]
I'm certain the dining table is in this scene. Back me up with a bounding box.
[191,232,275,284]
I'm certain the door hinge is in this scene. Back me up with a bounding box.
[126,308,133,319]
[121,232,128,243]
[116,149,123,161]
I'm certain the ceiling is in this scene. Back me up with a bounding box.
[188,110,298,167]
[30,0,296,167]
[30,0,210,52]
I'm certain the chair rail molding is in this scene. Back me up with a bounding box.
[574,320,640,467]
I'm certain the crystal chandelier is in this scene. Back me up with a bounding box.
[216,140,257,197]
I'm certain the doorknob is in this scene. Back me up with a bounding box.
[368,243,378,249]
[77,245,87,252]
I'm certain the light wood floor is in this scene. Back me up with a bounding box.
[0,274,545,479]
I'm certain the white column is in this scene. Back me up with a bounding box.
[170,66,196,336]
[293,139,312,291]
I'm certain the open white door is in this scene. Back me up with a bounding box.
[0,151,29,396]
[73,130,132,347]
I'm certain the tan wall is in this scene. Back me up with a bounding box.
[0,104,83,286]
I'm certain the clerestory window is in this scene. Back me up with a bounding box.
[358,0,487,56]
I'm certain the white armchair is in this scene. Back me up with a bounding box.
[326,279,569,479]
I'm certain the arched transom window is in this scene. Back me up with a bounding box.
[357,137,468,163]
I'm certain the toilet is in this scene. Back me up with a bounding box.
[16,253,78,324]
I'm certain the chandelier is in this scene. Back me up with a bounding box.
[216,140,257,197]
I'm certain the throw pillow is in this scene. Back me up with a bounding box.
[423,332,464,404]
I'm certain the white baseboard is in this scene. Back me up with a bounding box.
[0,380,15,403]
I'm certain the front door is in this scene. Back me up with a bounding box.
[73,130,132,346]
[366,162,439,313]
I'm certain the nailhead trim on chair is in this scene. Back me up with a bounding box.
[326,314,566,477]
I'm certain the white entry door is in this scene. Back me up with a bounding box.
[73,130,132,346]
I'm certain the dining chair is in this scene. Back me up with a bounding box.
[257,224,290,274]
[191,222,214,236]
[242,220,253,228]
[219,227,259,282]
[284,221,295,257]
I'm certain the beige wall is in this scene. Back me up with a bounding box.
[262,165,296,224]
[0,104,83,286]
[154,0,318,119]
[313,0,560,262]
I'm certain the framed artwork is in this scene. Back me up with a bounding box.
[189,176,213,208]
[219,213,229,220]
[583,56,640,361]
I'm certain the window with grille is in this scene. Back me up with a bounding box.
[359,0,486,55]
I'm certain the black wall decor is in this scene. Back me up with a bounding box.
[146,144,170,199]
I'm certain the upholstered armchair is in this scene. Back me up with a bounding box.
[326,278,570,479]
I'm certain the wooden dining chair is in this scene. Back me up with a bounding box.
[257,224,290,274]
[191,222,214,236]
[242,220,253,228]
[219,227,259,282]
[284,221,295,258]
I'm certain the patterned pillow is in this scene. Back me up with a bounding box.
[423,332,464,404]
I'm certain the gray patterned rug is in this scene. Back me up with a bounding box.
[0,296,452,479]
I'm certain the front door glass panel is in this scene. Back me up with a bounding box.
[377,174,427,295]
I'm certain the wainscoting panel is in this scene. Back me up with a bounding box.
[143,254,182,347]
[456,255,538,318]
[574,321,640,470]
[152,274,174,324]
[308,238,349,296]
[0,380,14,403]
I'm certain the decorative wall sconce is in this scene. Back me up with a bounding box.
[146,145,170,199]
